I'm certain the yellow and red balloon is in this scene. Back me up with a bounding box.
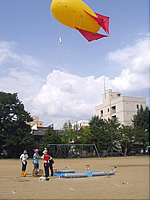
[51,0,110,42]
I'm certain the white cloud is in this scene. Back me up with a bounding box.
[0,41,41,70]
[0,35,149,129]
[0,68,44,100]
[26,70,106,128]
[107,34,150,68]
[27,35,149,129]
[107,35,150,91]
[0,40,44,105]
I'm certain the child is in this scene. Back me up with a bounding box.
[33,149,40,169]
[20,150,28,172]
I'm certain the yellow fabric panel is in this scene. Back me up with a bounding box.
[51,0,100,33]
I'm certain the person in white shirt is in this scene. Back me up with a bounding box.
[20,150,28,172]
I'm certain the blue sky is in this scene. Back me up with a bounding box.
[0,0,149,129]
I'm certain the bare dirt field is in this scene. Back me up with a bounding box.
[0,156,149,200]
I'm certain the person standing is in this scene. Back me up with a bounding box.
[42,149,52,181]
[47,150,54,176]
[33,149,40,169]
[20,150,28,172]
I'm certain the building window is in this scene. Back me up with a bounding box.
[101,110,103,117]
[137,104,139,109]
[111,105,116,114]
[112,115,116,119]
[107,108,109,112]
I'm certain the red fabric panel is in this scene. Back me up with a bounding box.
[76,28,108,42]
[95,13,110,34]
[84,10,110,34]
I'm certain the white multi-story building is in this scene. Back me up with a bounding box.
[95,89,146,126]
[72,120,90,129]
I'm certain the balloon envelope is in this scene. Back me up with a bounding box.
[51,0,109,42]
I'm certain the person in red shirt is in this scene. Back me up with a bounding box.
[42,149,52,181]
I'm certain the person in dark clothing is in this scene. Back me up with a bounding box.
[49,159,54,176]
[47,150,54,176]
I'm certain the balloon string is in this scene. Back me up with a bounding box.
[72,11,75,37]
[58,3,62,40]
[55,3,61,65]
[79,15,82,30]
[57,6,74,63]
[70,12,76,49]
[56,3,67,65]
[56,38,61,65]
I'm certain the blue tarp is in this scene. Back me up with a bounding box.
[54,171,101,178]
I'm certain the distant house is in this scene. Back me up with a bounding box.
[32,127,47,137]
[95,89,146,126]
[72,120,90,130]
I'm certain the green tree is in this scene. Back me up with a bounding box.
[89,116,108,153]
[132,106,149,151]
[105,118,121,148]
[39,126,62,151]
[133,127,149,152]
[89,116,122,154]
[80,127,92,144]
[0,92,35,158]
[119,125,135,155]
[132,106,149,132]
[61,121,79,144]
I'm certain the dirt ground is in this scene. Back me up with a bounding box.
[0,156,149,200]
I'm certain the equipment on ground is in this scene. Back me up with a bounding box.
[54,170,115,178]
[32,169,44,177]
[21,171,26,177]
[55,169,75,173]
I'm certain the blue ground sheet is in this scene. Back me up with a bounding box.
[54,171,101,178]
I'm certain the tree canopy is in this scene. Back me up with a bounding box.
[0,92,149,158]
[39,126,62,151]
[0,92,35,158]
[132,106,149,151]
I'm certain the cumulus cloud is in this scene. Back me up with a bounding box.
[0,41,43,104]
[26,70,107,128]
[27,35,149,129]
[0,41,41,70]
[0,68,44,101]
[0,35,149,129]
[107,34,150,91]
